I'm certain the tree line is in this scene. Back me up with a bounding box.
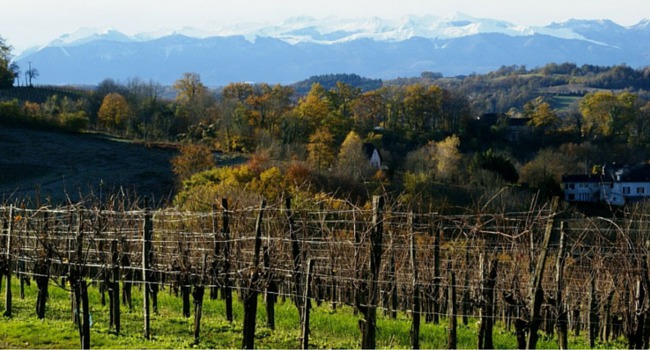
[3,31,650,208]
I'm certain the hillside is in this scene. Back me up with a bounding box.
[0,127,177,204]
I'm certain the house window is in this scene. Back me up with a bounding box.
[568,194,575,200]
[623,187,631,195]
[569,183,575,189]
[638,187,645,194]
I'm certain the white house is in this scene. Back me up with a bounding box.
[362,143,384,170]
[562,163,650,206]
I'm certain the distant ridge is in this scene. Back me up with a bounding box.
[15,15,650,86]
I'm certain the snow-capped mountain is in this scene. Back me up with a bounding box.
[15,14,650,86]
[46,27,135,47]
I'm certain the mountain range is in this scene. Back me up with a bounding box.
[14,14,650,86]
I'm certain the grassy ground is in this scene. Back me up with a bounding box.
[0,126,176,204]
[0,279,626,349]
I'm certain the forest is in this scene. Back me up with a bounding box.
[1,62,650,210]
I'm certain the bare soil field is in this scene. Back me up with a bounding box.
[0,126,177,205]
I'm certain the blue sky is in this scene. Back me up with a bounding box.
[2,0,649,52]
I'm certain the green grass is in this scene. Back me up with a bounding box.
[0,279,629,348]
[550,95,581,111]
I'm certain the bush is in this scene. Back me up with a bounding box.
[58,111,89,132]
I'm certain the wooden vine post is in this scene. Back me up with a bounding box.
[193,254,206,345]
[35,211,51,320]
[432,222,440,324]
[447,260,457,349]
[477,253,498,349]
[588,274,597,348]
[110,239,121,334]
[264,244,277,330]
[409,212,420,349]
[3,205,13,317]
[143,201,153,340]
[210,202,219,300]
[360,195,383,349]
[526,196,559,349]
[286,197,304,323]
[241,199,266,350]
[222,198,233,322]
[301,258,315,350]
[555,221,567,350]
[72,210,90,349]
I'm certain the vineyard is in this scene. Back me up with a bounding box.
[1,195,650,349]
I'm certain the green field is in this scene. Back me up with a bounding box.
[0,279,625,349]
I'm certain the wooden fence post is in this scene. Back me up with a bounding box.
[3,205,13,318]
[360,195,383,350]
[409,212,420,349]
[301,258,315,350]
[222,198,233,322]
[143,201,153,340]
[241,199,266,350]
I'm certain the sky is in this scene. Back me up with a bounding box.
[2,0,649,53]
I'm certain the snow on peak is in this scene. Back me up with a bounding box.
[40,14,636,49]
[47,27,133,47]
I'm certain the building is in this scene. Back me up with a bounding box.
[362,143,384,169]
[562,163,650,206]
[561,174,604,203]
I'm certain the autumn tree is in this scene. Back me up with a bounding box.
[296,83,331,132]
[98,93,132,132]
[122,78,168,138]
[525,97,560,133]
[579,91,636,141]
[307,127,335,173]
[173,72,214,131]
[518,148,568,197]
[351,90,386,136]
[336,131,372,180]
[327,82,360,119]
[433,135,462,182]
[403,84,445,136]
[171,143,216,182]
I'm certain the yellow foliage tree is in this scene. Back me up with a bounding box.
[433,135,461,182]
[98,93,132,132]
[307,127,335,173]
[336,131,371,180]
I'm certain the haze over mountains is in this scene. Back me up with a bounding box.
[15,14,650,86]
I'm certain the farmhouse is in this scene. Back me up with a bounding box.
[562,163,650,206]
